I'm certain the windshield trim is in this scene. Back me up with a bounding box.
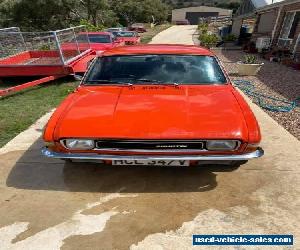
[81,54,230,86]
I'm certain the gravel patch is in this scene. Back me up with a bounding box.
[213,49,300,140]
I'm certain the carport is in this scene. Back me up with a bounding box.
[172,6,232,24]
[185,12,218,25]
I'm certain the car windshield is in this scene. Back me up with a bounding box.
[116,32,136,37]
[85,55,227,85]
[88,34,111,43]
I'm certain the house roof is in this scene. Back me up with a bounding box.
[234,0,285,18]
[257,0,299,12]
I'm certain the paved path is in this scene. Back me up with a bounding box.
[150,25,197,45]
[0,25,299,250]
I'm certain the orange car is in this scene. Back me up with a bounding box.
[42,44,263,168]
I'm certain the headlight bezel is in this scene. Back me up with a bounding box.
[61,139,95,150]
[205,140,240,151]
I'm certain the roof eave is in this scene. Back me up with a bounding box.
[256,0,300,12]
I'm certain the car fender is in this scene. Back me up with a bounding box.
[43,92,80,142]
[231,87,261,144]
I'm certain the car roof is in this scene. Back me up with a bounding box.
[80,32,112,36]
[117,31,135,33]
[102,44,214,56]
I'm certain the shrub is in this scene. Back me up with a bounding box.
[198,23,208,30]
[199,33,220,48]
[223,34,237,42]
[198,23,208,34]
[243,55,258,64]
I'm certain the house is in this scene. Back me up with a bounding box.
[231,0,284,37]
[171,6,232,25]
[231,0,300,60]
[253,0,300,58]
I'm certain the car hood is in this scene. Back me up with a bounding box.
[54,85,248,140]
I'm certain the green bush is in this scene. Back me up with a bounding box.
[198,23,208,34]
[198,23,208,30]
[199,33,220,48]
[243,55,258,64]
[223,34,237,42]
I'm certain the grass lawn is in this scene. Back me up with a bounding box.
[0,78,77,147]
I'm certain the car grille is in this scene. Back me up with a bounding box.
[125,41,134,45]
[95,140,204,151]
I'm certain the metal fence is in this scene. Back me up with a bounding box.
[0,26,90,66]
[199,16,232,24]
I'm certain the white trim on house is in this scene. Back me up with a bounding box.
[271,5,283,41]
[285,8,300,12]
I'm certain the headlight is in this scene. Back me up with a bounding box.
[206,140,238,151]
[63,139,95,150]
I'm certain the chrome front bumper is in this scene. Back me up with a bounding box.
[41,147,264,161]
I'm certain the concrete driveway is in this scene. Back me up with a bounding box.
[150,25,197,45]
[0,25,299,250]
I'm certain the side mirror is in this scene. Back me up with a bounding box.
[73,74,83,81]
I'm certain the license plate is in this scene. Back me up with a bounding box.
[112,160,189,166]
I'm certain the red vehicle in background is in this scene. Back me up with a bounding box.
[63,32,124,53]
[113,31,141,45]
[128,23,147,33]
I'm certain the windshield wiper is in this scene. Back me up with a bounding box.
[135,78,180,86]
[85,80,133,86]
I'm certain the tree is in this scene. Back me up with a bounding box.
[77,0,118,26]
[141,0,170,24]
[216,2,241,14]
[0,0,170,31]
[112,0,169,26]
[0,0,77,31]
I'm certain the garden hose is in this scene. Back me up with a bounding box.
[233,80,300,112]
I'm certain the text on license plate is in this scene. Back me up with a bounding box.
[112,160,189,166]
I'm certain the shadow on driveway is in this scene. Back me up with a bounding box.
[3,137,242,193]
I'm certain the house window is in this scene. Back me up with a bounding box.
[280,11,300,39]
[289,12,300,39]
